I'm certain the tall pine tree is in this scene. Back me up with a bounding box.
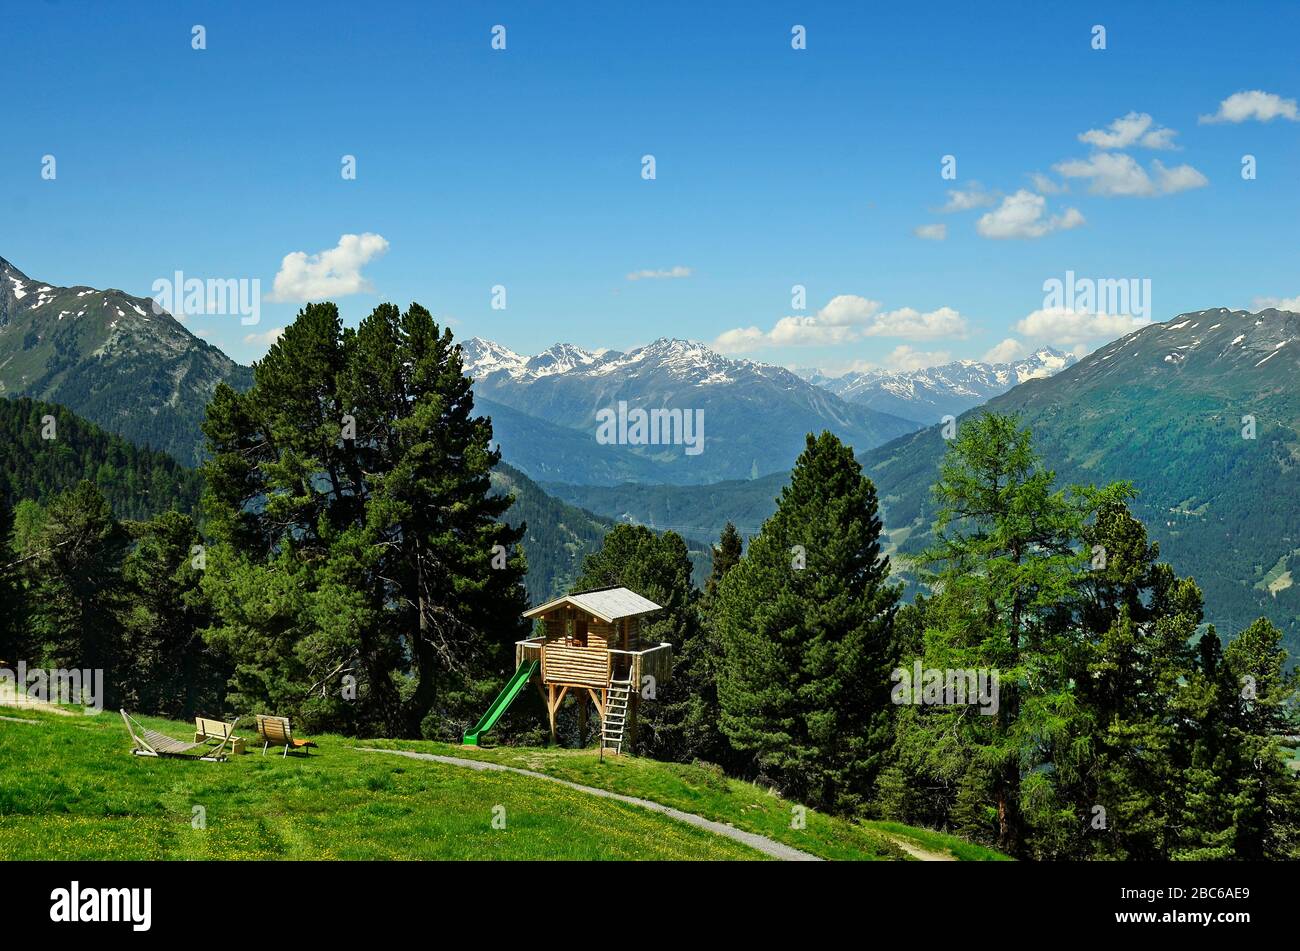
[571,524,700,758]
[201,301,528,737]
[715,431,898,813]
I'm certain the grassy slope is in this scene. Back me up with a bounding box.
[364,740,1006,861]
[0,710,761,860]
[861,820,1011,862]
[0,708,1006,861]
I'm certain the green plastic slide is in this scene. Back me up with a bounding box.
[462,660,540,745]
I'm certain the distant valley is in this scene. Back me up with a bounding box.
[5,253,1293,650]
[553,308,1300,654]
[461,336,920,484]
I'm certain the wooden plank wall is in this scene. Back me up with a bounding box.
[540,608,613,650]
[633,644,673,688]
[515,639,543,668]
[541,644,611,687]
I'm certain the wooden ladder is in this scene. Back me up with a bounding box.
[600,676,633,756]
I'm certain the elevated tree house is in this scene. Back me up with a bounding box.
[516,586,672,754]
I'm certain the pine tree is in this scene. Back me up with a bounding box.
[0,495,21,663]
[705,522,742,601]
[715,431,899,813]
[1220,617,1300,859]
[572,524,701,758]
[25,481,127,694]
[1072,495,1205,859]
[201,302,528,737]
[119,512,222,719]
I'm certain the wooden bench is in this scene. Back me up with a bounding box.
[194,716,245,756]
[255,714,318,757]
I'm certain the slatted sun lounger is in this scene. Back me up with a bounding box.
[255,714,318,757]
[121,709,239,762]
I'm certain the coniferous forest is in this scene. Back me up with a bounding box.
[4,301,1297,862]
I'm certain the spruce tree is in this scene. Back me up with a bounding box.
[572,524,702,758]
[25,481,127,697]
[715,431,898,813]
[201,302,528,737]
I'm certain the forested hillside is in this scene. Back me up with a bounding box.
[494,462,711,602]
[0,257,253,466]
[0,395,202,520]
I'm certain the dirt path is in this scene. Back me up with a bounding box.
[356,746,822,861]
[0,680,74,716]
[879,833,956,862]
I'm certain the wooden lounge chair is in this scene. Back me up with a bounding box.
[255,714,318,757]
[121,710,240,762]
[195,716,245,756]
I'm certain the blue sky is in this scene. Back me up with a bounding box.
[3,0,1297,373]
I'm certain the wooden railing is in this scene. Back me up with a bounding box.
[514,637,673,688]
[515,636,545,669]
[609,642,673,688]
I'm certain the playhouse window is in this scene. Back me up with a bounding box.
[573,617,588,647]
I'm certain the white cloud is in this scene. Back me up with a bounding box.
[1152,160,1210,194]
[1078,111,1178,150]
[976,190,1085,239]
[939,183,996,213]
[1200,90,1299,124]
[267,233,389,302]
[626,265,692,281]
[1014,307,1147,346]
[713,295,967,352]
[913,223,947,241]
[982,338,1027,363]
[816,294,883,326]
[1029,172,1066,195]
[243,326,286,348]
[1053,153,1207,197]
[1253,294,1300,312]
[885,345,952,371]
[866,306,966,339]
[712,326,769,353]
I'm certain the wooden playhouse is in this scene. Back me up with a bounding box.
[462,586,673,754]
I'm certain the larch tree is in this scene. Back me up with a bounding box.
[914,413,1085,856]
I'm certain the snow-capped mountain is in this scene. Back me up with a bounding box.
[0,255,251,465]
[459,336,921,485]
[802,347,1076,423]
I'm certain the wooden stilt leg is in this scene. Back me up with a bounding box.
[547,683,557,745]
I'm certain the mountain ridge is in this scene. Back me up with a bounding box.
[800,346,1076,423]
[461,334,921,484]
[0,256,253,466]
